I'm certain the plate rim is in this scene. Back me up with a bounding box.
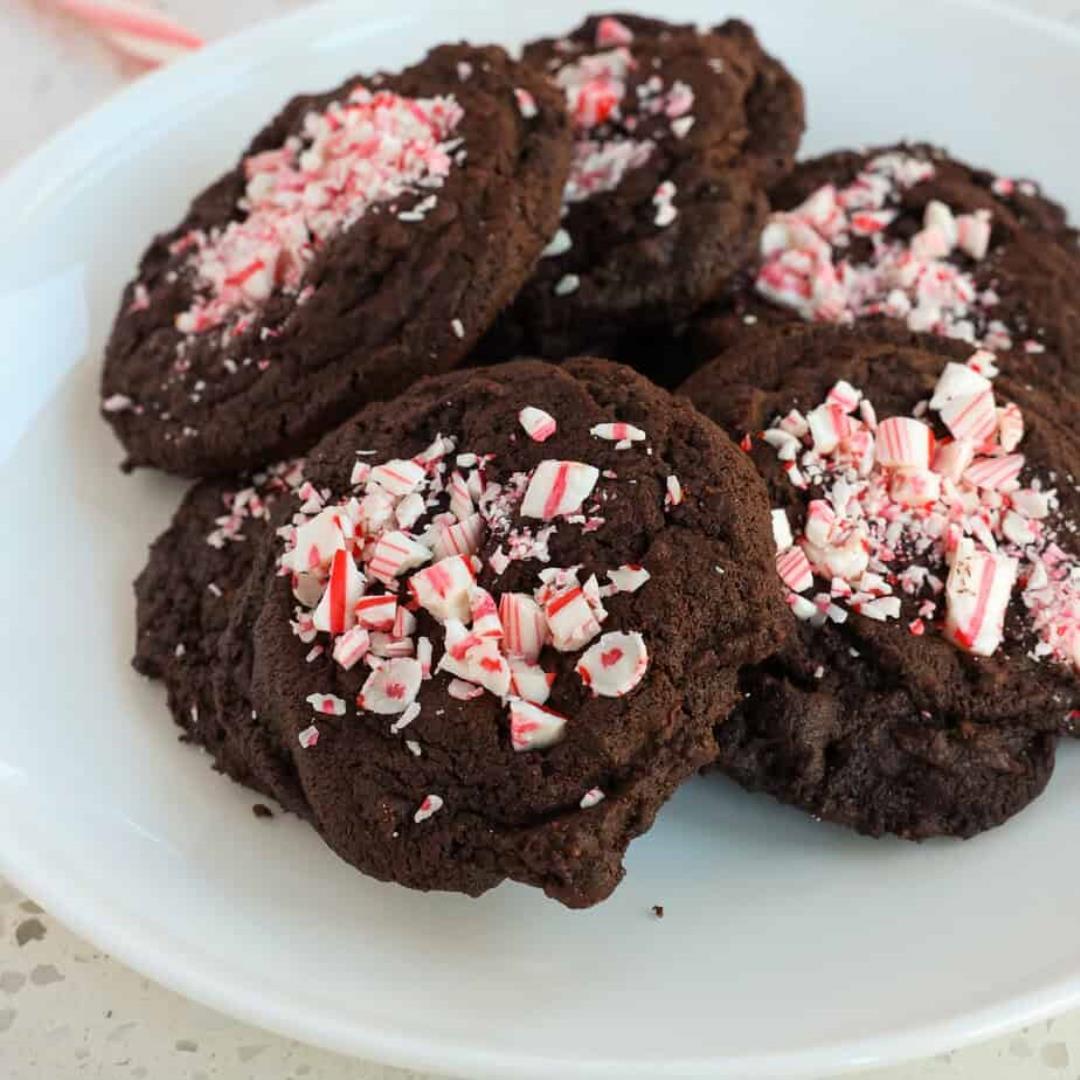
[2,0,1080,1075]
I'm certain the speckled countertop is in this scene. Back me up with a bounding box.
[4,2,1080,1077]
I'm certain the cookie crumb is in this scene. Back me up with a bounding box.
[252,803,273,819]
[651,904,665,919]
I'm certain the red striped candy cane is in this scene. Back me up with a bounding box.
[55,0,203,67]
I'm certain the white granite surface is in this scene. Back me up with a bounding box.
[3,1,1080,1077]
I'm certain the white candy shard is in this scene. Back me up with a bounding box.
[414,794,443,823]
[499,593,549,660]
[408,555,477,622]
[519,406,558,442]
[357,657,423,714]
[312,550,366,633]
[575,631,648,697]
[306,693,346,716]
[508,699,568,751]
[944,539,1017,656]
[521,460,599,520]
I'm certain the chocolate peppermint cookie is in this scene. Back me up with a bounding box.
[477,14,803,363]
[156,358,785,907]
[681,323,1078,838]
[690,144,1080,390]
[101,44,572,476]
[133,461,310,813]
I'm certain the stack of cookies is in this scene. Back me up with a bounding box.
[102,13,1079,908]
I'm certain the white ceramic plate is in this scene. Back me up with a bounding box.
[1,1,1079,1076]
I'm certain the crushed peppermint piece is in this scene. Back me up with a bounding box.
[579,787,605,809]
[594,15,634,47]
[514,87,538,119]
[590,422,646,444]
[606,564,651,593]
[508,698,568,751]
[413,794,444,823]
[554,273,581,297]
[541,228,572,257]
[297,724,320,749]
[652,180,677,227]
[102,393,134,413]
[576,631,648,696]
[451,318,465,339]
[357,657,423,714]
[664,475,683,508]
[306,692,346,716]
[519,406,558,442]
[521,460,599,520]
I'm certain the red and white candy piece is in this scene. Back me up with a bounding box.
[521,461,599,520]
[499,593,549,661]
[470,587,503,641]
[297,724,320,749]
[448,678,484,701]
[579,787,605,809]
[575,631,648,697]
[804,500,836,547]
[932,439,975,482]
[929,361,992,410]
[508,699,568,752]
[997,403,1024,452]
[944,539,1018,656]
[806,403,851,456]
[408,555,477,622]
[413,794,444,824]
[544,585,603,652]
[332,626,371,670]
[889,467,941,507]
[354,593,398,631]
[508,658,554,705]
[306,693,346,717]
[826,380,862,414]
[312,550,365,634]
[963,453,1025,491]
[956,210,992,260]
[590,422,647,446]
[771,509,794,553]
[519,407,558,443]
[368,458,426,498]
[57,0,203,67]
[367,531,432,582]
[776,546,814,593]
[606,565,651,593]
[594,15,634,46]
[432,512,485,559]
[357,657,423,714]
[937,390,998,445]
[665,475,683,508]
[286,507,349,572]
[875,417,933,470]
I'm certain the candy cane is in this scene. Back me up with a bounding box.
[55,0,203,67]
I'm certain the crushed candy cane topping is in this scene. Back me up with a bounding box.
[169,86,465,336]
[543,18,699,293]
[756,152,1019,351]
[275,401,662,829]
[757,352,1079,670]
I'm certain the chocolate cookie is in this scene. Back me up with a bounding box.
[681,323,1078,838]
[101,44,572,477]
[476,14,804,364]
[132,461,309,814]
[143,358,785,907]
[689,143,1080,391]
